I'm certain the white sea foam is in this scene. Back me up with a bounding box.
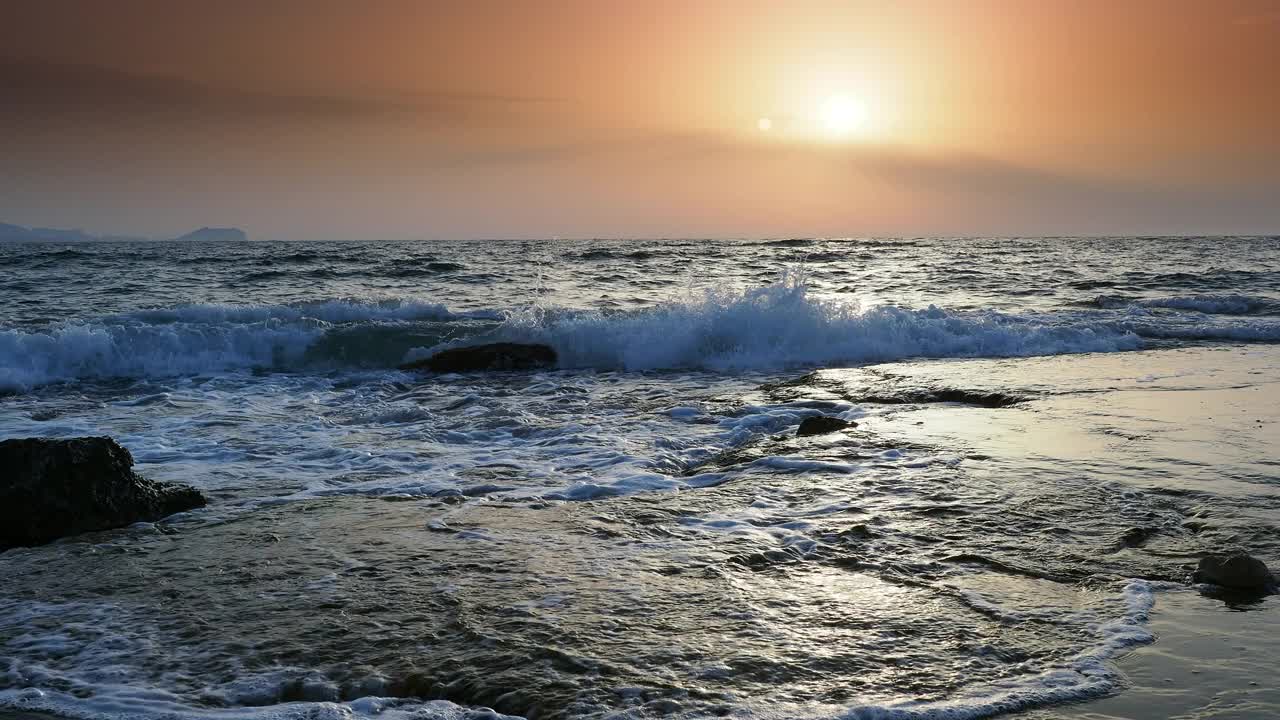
[0,320,321,390]
[0,600,523,720]
[9,278,1280,391]
[731,581,1166,720]
[0,299,489,390]
[829,581,1160,720]
[0,686,519,720]
[491,276,1145,371]
[0,583,1168,720]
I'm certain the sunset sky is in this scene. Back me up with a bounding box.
[3,0,1278,239]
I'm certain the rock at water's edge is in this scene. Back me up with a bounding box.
[0,436,206,550]
[400,342,557,373]
[1193,552,1276,592]
[797,416,855,437]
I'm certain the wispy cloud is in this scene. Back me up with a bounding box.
[0,55,564,127]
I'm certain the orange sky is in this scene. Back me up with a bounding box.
[2,0,1278,239]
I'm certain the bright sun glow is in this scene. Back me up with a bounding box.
[819,94,869,137]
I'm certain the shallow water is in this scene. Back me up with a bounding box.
[1,237,1277,719]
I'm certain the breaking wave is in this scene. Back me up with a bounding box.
[491,276,1144,371]
[8,277,1280,390]
[0,300,499,391]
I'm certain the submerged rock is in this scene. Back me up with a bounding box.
[0,436,206,550]
[1193,552,1276,592]
[400,342,557,373]
[796,416,855,437]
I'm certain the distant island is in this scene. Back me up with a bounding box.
[0,222,97,243]
[0,222,249,242]
[171,227,249,242]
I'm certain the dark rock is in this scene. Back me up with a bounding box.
[1193,552,1275,592]
[1118,526,1159,548]
[858,389,1026,408]
[796,416,855,437]
[400,342,557,373]
[0,436,206,550]
[836,524,877,541]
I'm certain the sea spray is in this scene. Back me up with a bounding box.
[12,271,1280,390]
[482,269,1142,370]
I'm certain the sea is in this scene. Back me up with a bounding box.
[1,236,1278,720]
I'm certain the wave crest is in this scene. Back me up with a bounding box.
[0,300,498,391]
[489,274,1142,371]
[8,277,1280,390]
[1091,294,1279,316]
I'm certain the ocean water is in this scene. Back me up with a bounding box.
[1,236,1278,720]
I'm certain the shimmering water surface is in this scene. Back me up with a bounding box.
[1,237,1277,720]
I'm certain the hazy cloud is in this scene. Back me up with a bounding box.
[0,56,563,128]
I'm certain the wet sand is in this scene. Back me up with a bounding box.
[1041,589,1279,720]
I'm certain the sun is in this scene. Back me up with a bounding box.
[819,94,869,138]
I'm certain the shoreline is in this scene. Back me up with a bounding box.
[1041,587,1279,720]
[3,345,1277,720]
